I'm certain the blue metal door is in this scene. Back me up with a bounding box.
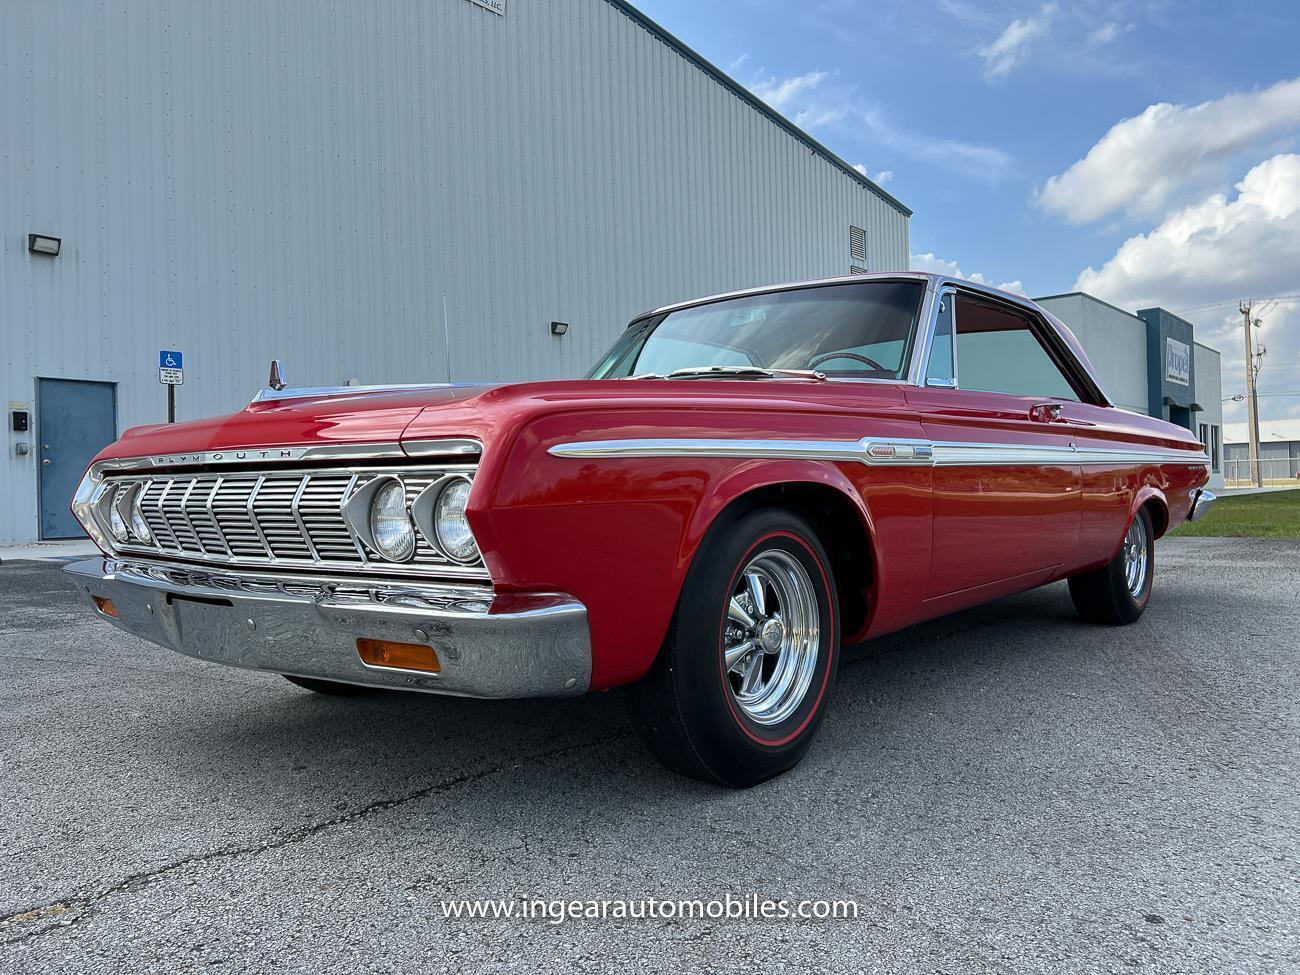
[37,379,117,539]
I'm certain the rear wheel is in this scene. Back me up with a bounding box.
[1068,506,1154,625]
[625,506,840,787]
[281,675,376,696]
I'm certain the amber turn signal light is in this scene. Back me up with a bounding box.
[92,596,119,618]
[356,638,441,674]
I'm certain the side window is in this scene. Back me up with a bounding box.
[925,292,955,386]
[953,296,1080,401]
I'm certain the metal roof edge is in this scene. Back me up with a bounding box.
[604,0,912,218]
[1034,291,1146,324]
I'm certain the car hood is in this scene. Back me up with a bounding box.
[98,384,502,461]
[96,378,894,463]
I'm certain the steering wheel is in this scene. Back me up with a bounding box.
[807,350,888,371]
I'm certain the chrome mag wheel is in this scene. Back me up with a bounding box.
[722,549,820,726]
[1122,515,1149,598]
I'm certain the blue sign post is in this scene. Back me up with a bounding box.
[159,350,184,422]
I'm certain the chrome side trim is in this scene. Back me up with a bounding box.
[110,443,407,472]
[548,437,1211,468]
[249,383,482,405]
[92,439,482,474]
[401,438,484,458]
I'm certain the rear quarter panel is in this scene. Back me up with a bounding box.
[1063,402,1209,569]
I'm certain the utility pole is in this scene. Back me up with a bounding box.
[1239,301,1264,487]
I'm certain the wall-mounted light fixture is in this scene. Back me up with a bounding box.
[28,234,61,257]
[550,321,569,336]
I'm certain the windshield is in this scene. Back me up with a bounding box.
[589,280,925,380]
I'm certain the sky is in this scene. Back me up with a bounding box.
[632,0,1300,443]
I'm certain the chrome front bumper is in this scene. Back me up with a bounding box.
[64,558,591,698]
[1188,488,1218,522]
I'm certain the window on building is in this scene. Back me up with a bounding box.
[953,296,1080,401]
[1211,425,1221,473]
[1199,423,1210,454]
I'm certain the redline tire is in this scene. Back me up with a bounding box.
[625,505,840,787]
[1068,506,1155,626]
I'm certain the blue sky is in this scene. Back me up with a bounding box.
[633,0,1300,440]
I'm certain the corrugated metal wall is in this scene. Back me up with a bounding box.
[1,0,910,542]
[1192,343,1224,490]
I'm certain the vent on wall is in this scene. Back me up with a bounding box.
[850,265,869,275]
[849,225,866,261]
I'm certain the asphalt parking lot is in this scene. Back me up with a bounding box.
[1,537,1297,974]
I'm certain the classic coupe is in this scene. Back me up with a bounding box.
[68,273,1215,786]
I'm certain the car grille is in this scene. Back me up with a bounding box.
[104,465,487,580]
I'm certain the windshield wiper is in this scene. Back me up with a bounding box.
[621,366,826,382]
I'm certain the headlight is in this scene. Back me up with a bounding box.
[129,487,152,543]
[433,477,479,563]
[368,479,415,562]
[108,487,130,543]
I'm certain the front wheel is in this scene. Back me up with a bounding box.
[625,505,840,787]
[1068,506,1155,625]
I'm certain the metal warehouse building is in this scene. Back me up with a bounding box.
[2,0,910,544]
[1037,293,1224,490]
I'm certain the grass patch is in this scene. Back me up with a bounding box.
[1169,488,1300,539]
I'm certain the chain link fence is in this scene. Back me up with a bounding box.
[1224,457,1300,488]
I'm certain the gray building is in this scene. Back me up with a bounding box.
[1036,293,1224,490]
[2,0,909,544]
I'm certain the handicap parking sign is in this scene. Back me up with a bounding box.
[159,350,184,385]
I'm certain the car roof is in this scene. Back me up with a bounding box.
[639,271,1028,318]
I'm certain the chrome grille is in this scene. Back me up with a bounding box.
[106,465,485,580]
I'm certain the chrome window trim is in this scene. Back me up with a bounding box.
[622,273,1105,398]
[548,436,1211,468]
[933,283,1107,404]
[620,274,937,387]
[922,286,958,388]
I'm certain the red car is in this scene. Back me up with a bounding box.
[68,273,1215,786]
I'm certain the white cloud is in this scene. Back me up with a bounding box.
[859,105,1012,181]
[1074,153,1300,434]
[911,252,1026,295]
[852,163,894,185]
[1036,76,1300,223]
[746,71,1012,182]
[977,3,1056,80]
[1087,21,1131,45]
[750,71,829,114]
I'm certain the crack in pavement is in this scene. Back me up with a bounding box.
[0,732,630,948]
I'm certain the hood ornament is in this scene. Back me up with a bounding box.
[268,359,288,391]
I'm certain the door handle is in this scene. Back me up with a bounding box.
[42,458,54,465]
[1029,403,1063,423]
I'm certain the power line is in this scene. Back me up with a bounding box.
[1170,294,1300,315]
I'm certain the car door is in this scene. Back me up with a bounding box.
[907,287,1082,599]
